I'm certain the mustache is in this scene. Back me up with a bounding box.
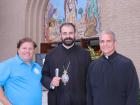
[64,38,74,41]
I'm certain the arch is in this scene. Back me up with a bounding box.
[25,0,49,52]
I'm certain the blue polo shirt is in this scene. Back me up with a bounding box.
[0,54,42,105]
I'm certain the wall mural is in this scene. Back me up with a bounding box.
[45,0,100,43]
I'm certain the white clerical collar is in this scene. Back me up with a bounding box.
[62,43,74,49]
[104,51,117,60]
[105,55,109,59]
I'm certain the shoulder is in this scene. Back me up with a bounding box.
[116,53,133,64]
[0,56,16,67]
[0,56,16,73]
[74,45,90,54]
[88,55,107,71]
[47,45,62,56]
[114,53,136,74]
[74,44,85,50]
[91,55,104,63]
[75,45,91,62]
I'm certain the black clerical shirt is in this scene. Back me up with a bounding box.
[42,44,91,105]
[87,52,139,105]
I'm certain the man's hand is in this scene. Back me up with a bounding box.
[51,76,61,87]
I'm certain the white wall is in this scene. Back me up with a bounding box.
[0,0,27,61]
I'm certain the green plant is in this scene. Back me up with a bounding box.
[88,46,100,60]
[138,89,140,105]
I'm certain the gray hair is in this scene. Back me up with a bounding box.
[99,30,116,41]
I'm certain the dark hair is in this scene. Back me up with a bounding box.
[60,22,76,33]
[17,37,37,49]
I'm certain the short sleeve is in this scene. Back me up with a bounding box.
[0,63,11,87]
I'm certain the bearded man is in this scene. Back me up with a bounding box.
[41,22,91,105]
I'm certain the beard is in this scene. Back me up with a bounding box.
[62,38,75,46]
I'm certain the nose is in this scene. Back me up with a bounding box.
[65,33,71,37]
[103,42,108,46]
[25,48,31,52]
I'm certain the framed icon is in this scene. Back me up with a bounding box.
[44,0,100,43]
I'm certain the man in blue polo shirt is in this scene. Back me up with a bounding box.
[0,37,42,105]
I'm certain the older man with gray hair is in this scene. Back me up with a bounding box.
[87,30,139,105]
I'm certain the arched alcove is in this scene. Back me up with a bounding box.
[25,0,49,52]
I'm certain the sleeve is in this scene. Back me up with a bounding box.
[126,60,139,105]
[41,55,53,90]
[0,63,11,87]
[86,62,94,105]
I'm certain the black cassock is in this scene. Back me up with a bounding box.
[42,44,91,105]
[87,52,139,105]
